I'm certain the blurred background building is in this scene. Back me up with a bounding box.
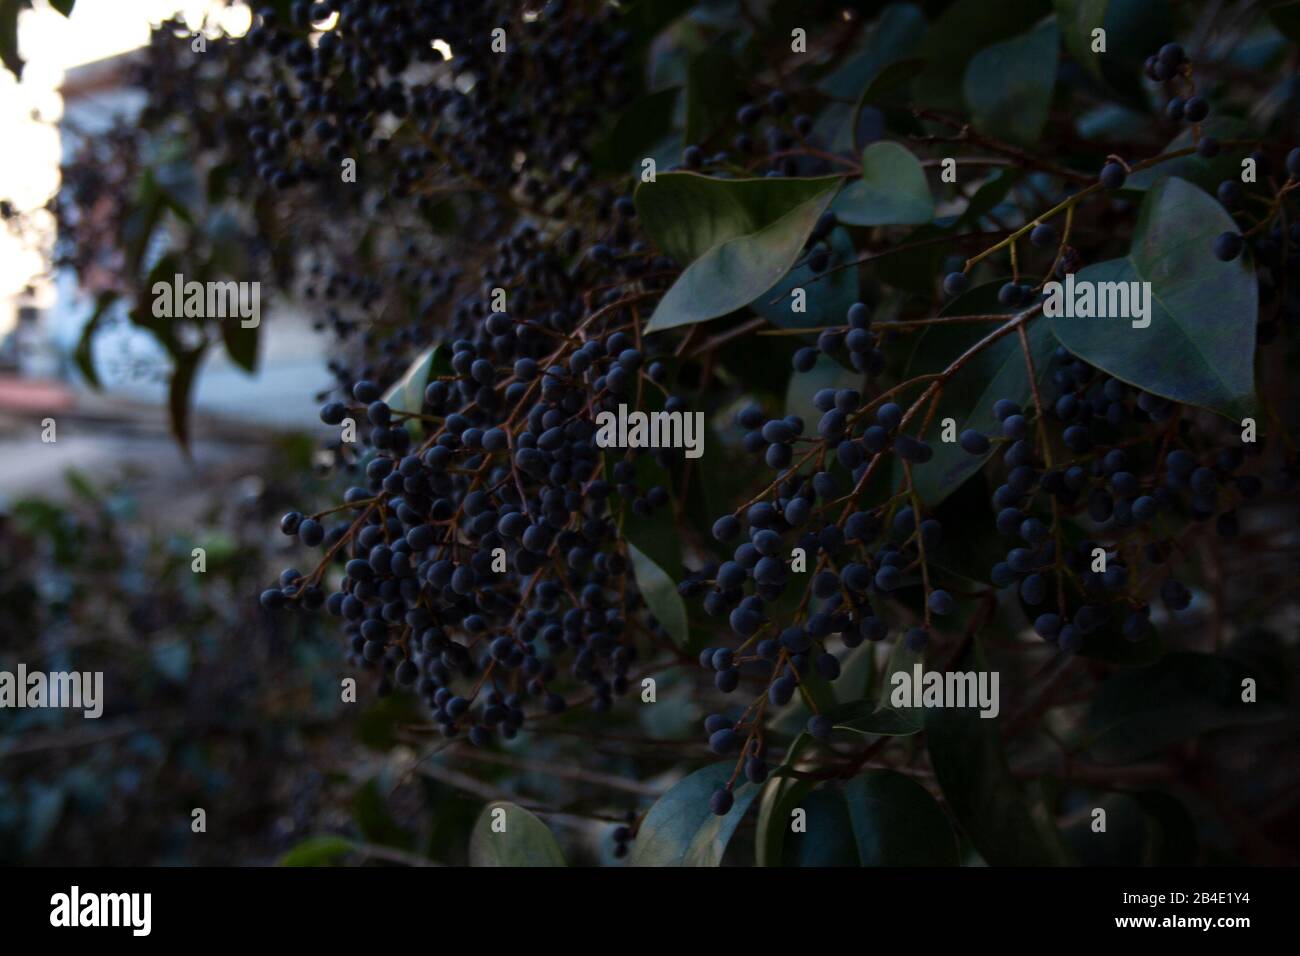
[0,1,330,504]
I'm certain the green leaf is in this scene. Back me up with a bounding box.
[277,835,355,867]
[750,227,857,330]
[629,763,759,866]
[382,344,451,439]
[353,778,414,850]
[818,3,927,100]
[593,86,680,175]
[1083,652,1283,764]
[220,318,260,374]
[469,801,566,867]
[781,788,860,866]
[913,0,1051,114]
[901,282,1056,508]
[832,141,934,227]
[963,18,1060,147]
[62,468,99,504]
[1062,791,1197,865]
[636,173,842,333]
[610,449,683,579]
[684,47,739,146]
[844,770,959,865]
[833,637,925,735]
[627,541,689,647]
[1050,177,1257,421]
[0,0,24,80]
[168,344,206,453]
[755,733,814,866]
[845,58,926,153]
[50,0,74,16]
[1124,117,1252,194]
[74,291,118,390]
[1075,612,1167,666]
[958,168,1022,228]
[1053,0,1108,80]
[925,640,1069,865]
[820,4,926,151]
[1096,0,1176,104]
[622,0,694,50]
[836,639,877,705]
[1270,0,1300,44]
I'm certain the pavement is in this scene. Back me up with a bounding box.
[0,375,296,518]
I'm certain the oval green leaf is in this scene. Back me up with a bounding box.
[963,18,1059,147]
[277,835,355,867]
[382,344,452,439]
[630,763,759,866]
[833,636,926,736]
[832,141,933,227]
[1050,176,1257,421]
[469,801,566,867]
[627,541,689,648]
[636,173,842,334]
[755,732,815,866]
[844,770,959,865]
[925,640,1070,865]
[1053,0,1108,81]
[750,227,858,330]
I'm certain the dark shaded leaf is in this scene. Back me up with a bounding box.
[627,541,689,647]
[834,637,925,735]
[755,733,814,866]
[912,0,1051,114]
[1053,0,1108,80]
[782,788,860,866]
[220,317,260,374]
[1124,117,1252,193]
[844,769,959,865]
[901,282,1056,508]
[1051,177,1257,421]
[353,779,414,851]
[74,291,118,390]
[819,4,926,153]
[1270,0,1300,44]
[593,86,680,174]
[1062,791,1198,865]
[964,18,1060,147]
[1083,652,1283,763]
[926,640,1070,865]
[0,0,24,79]
[685,47,739,146]
[168,344,207,453]
[1096,0,1176,104]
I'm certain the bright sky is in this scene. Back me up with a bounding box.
[0,0,252,327]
